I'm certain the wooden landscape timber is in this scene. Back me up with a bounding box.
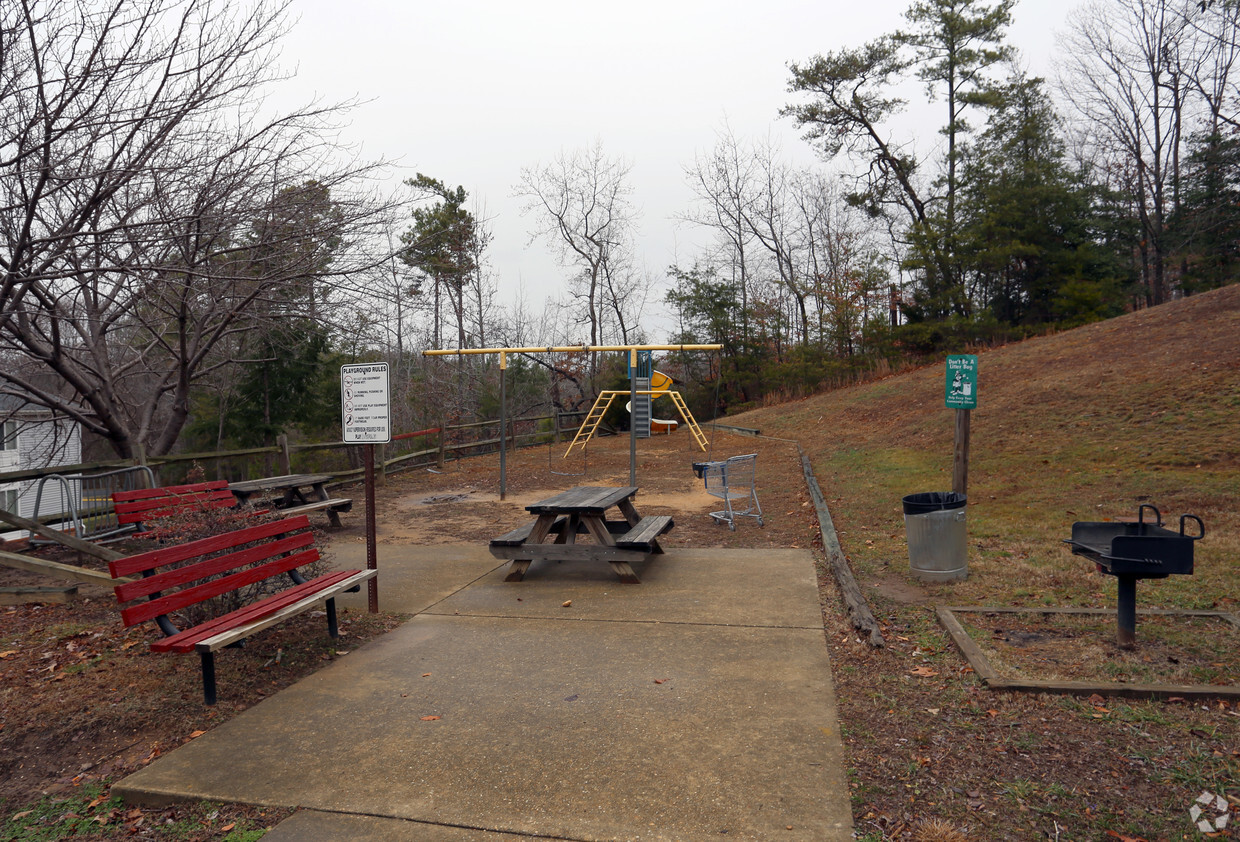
[0,549,128,587]
[0,507,122,562]
[799,448,884,647]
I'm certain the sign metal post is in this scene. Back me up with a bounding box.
[342,363,391,613]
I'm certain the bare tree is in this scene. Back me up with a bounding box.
[0,0,396,459]
[516,141,642,347]
[682,124,759,345]
[1061,0,1195,305]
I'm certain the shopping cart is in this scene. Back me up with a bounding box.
[692,453,764,530]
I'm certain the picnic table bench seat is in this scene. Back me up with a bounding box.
[278,497,354,518]
[490,516,569,548]
[614,515,674,552]
[108,514,375,705]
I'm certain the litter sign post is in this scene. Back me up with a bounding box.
[945,355,978,498]
[341,363,390,613]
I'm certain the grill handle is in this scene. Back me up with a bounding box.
[1179,514,1205,540]
[1137,503,1162,527]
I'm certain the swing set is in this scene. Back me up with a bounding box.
[422,343,722,497]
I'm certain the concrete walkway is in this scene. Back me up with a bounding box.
[113,542,853,841]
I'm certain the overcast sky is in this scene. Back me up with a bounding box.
[280,0,1082,341]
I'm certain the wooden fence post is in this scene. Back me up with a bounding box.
[277,434,292,475]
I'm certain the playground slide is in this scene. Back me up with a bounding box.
[624,399,679,433]
[627,369,679,433]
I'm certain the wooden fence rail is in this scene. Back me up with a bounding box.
[0,410,593,522]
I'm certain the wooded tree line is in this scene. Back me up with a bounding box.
[1,0,1236,464]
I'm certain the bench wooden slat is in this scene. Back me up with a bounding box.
[116,495,236,523]
[279,497,353,517]
[112,480,231,502]
[615,515,674,551]
[119,548,319,628]
[109,515,312,579]
[152,569,369,653]
[194,569,376,653]
[113,481,237,525]
[113,532,316,604]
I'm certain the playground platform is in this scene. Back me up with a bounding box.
[112,542,853,841]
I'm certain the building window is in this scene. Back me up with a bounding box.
[1,421,16,452]
[0,488,16,514]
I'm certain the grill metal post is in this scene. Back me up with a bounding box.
[1116,576,1137,649]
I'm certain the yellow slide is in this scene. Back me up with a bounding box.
[627,370,678,433]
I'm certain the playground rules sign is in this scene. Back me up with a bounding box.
[341,363,391,444]
[944,355,978,409]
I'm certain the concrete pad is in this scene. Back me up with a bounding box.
[328,541,504,615]
[114,614,848,840]
[113,544,852,840]
[262,810,534,841]
[330,541,824,629]
[428,548,825,629]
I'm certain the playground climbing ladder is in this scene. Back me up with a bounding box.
[565,390,708,455]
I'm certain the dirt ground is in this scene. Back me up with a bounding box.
[2,427,1237,840]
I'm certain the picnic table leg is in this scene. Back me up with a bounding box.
[583,514,641,584]
[504,514,556,582]
[310,483,344,530]
[617,497,641,526]
[609,563,641,584]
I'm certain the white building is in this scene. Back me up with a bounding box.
[0,396,83,521]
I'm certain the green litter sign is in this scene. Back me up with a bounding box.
[945,355,978,409]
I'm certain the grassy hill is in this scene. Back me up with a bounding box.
[732,285,1239,840]
[740,282,1239,611]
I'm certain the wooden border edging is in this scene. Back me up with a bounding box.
[937,606,1240,700]
[798,446,884,647]
[0,549,130,586]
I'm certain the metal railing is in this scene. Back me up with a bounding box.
[28,465,155,543]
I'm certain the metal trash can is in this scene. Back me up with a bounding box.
[902,492,968,582]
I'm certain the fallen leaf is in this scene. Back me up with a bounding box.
[12,811,32,820]
[220,823,235,832]
[654,679,666,684]
[926,708,940,715]
[561,600,572,608]
[121,641,141,650]
[0,650,17,659]
[187,730,206,739]
[1088,693,1106,706]
[420,715,441,721]
[422,673,431,678]
[910,667,938,677]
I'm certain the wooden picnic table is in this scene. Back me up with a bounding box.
[227,473,352,528]
[489,486,673,584]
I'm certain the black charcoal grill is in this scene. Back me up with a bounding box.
[1064,504,1204,647]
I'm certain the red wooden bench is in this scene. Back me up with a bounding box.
[108,514,376,704]
[112,480,240,537]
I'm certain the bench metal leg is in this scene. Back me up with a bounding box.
[200,651,217,706]
[326,597,339,637]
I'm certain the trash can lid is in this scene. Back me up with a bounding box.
[902,491,967,514]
